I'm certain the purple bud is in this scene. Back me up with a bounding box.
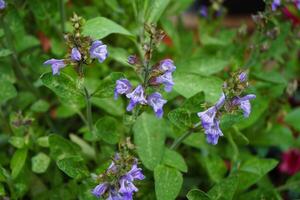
[272,0,281,11]
[159,59,176,73]
[89,40,108,63]
[71,47,81,61]
[239,72,247,82]
[128,55,137,65]
[232,94,256,117]
[147,92,167,118]
[200,5,208,17]
[126,85,147,111]
[155,72,174,92]
[43,59,66,75]
[114,79,132,100]
[91,183,108,198]
[215,93,226,109]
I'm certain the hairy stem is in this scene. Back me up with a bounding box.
[59,0,66,34]
[170,130,193,150]
[83,87,93,132]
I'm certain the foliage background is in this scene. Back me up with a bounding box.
[0,0,300,199]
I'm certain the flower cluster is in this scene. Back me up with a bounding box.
[92,154,145,200]
[197,71,256,145]
[0,0,5,10]
[114,59,176,118]
[43,14,108,75]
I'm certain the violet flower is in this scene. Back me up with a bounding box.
[232,94,256,117]
[155,72,174,92]
[204,119,223,145]
[126,85,147,111]
[114,79,132,100]
[0,0,5,9]
[200,5,208,17]
[272,0,281,11]
[147,92,167,118]
[90,40,108,63]
[43,59,66,75]
[159,59,176,73]
[92,183,109,198]
[71,47,81,61]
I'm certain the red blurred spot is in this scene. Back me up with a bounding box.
[37,31,51,53]
[282,7,300,26]
[162,34,173,47]
[279,149,300,175]
[50,107,57,119]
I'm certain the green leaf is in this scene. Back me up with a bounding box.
[0,183,5,196]
[154,165,183,200]
[30,99,50,113]
[95,116,120,144]
[162,149,188,173]
[133,113,167,170]
[48,134,81,161]
[0,165,9,182]
[238,188,282,200]
[173,73,223,103]
[56,157,89,179]
[91,97,124,116]
[0,78,17,105]
[182,92,205,113]
[108,47,131,67]
[235,158,278,191]
[10,148,28,179]
[0,49,12,57]
[177,57,228,76]
[187,189,211,200]
[208,175,239,200]
[168,108,192,129]
[31,153,50,174]
[285,108,300,132]
[9,136,25,149]
[41,72,84,109]
[69,134,95,159]
[93,72,124,98]
[83,17,133,39]
[145,0,171,23]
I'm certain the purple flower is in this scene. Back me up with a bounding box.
[200,5,208,17]
[126,163,145,181]
[155,72,174,92]
[296,0,300,10]
[91,183,108,198]
[108,189,125,200]
[147,93,167,118]
[204,119,223,145]
[89,40,108,63]
[197,93,225,129]
[114,79,132,100]
[232,94,256,117]
[126,85,147,111]
[119,178,138,195]
[71,47,81,61]
[43,59,66,75]
[159,59,176,73]
[272,0,281,11]
[0,0,5,9]
[239,72,247,82]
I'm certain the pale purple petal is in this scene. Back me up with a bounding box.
[127,164,145,181]
[200,5,208,17]
[119,178,138,195]
[0,0,5,9]
[197,107,217,129]
[89,40,108,63]
[239,72,247,82]
[126,85,147,111]
[159,59,176,73]
[91,183,108,198]
[114,79,132,100]
[272,0,281,11]
[155,72,174,92]
[43,59,66,75]
[147,92,167,118]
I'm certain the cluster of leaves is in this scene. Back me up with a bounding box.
[0,0,300,200]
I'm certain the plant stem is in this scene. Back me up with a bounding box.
[59,0,66,34]
[170,130,193,150]
[276,181,300,192]
[83,87,93,132]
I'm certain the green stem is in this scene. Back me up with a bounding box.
[227,131,239,163]
[276,181,300,192]
[59,0,66,34]
[170,130,193,150]
[83,87,93,132]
